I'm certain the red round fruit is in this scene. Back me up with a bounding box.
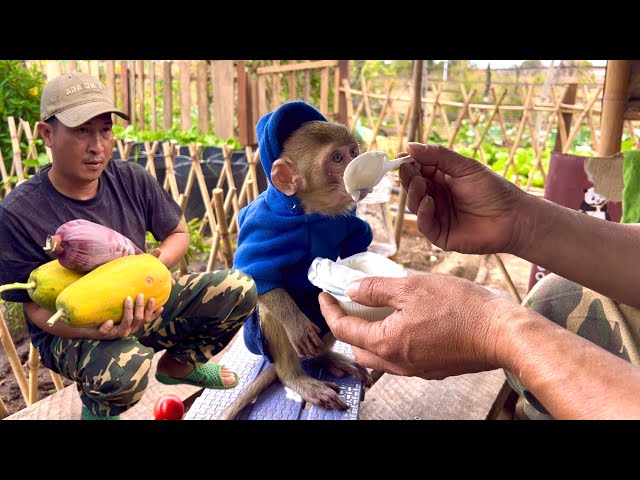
[153,394,185,420]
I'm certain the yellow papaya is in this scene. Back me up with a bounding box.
[0,260,85,312]
[47,253,172,328]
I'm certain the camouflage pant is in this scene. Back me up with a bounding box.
[505,273,640,419]
[45,270,257,417]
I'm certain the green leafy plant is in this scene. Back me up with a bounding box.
[0,61,45,173]
[112,124,242,150]
[0,298,26,335]
[145,217,212,268]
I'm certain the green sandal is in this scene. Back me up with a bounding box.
[155,363,239,390]
[81,405,120,420]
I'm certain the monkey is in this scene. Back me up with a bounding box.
[221,101,374,419]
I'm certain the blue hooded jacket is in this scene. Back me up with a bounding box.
[233,101,372,358]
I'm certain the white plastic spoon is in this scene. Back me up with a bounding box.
[343,151,414,202]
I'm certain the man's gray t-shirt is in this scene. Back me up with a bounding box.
[0,159,183,361]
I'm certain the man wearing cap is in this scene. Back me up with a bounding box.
[0,72,257,420]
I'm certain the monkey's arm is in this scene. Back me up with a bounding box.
[340,215,374,259]
[259,288,324,358]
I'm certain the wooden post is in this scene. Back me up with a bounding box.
[105,60,116,108]
[119,61,130,126]
[237,61,252,146]
[337,60,350,126]
[150,62,157,132]
[598,60,632,156]
[394,60,424,248]
[180,61,191,131]
[163,61,173,130]
[211,60,235,139]
[553,82,577,152]
[136,60,145,129]
[197,60,210,132]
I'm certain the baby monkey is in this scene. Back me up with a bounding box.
[222,101,373,419]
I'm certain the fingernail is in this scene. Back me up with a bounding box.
[127,296,132,304]
[345,279,363,298]
[149,298,155,306]
[407,142,426,151]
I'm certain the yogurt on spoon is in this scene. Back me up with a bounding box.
[344,151,414,201]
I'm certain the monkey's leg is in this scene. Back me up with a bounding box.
[315,333,373,387]
[261,310,349,410]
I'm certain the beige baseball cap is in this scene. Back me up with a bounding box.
[40,71,129,127]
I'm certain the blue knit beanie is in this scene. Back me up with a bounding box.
[256,101,327,184]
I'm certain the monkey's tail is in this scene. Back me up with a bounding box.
[217,364,278,420]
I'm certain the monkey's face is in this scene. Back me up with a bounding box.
[296,141,360,217]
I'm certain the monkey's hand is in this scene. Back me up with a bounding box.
[259,289,324,358]
[284,310,324,358]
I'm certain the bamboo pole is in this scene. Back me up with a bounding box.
[471,88,508,157]
[8,116,25,182]
[561,87,602,154]
[0,309,29,404]
[28,343,39,405]
[213,188,234,268]
[394,60,423,249]
[0,394,9,419]
[422,83,442,143]
[502,86,534,183]
[49,370,64,391]
[491,254,522,304]
[598,60,631,156]
[447,86,476,148]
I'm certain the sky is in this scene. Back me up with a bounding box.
[466,60,607,68]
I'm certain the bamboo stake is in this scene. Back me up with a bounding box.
[0,394,9,419]
[28,343,39,405]
[518,87,540,158]
[0,309,29,404]
[447,86,476,148]
[472,88,508,158]
[213,188,233,268]
[491,254,522,304]
[562,87,602,154]
[8,116,25,182]
[583,84,599,152]
[222,145,241,233]
[502,85,534,183]
[492,87,512,150]
[0,149,11,196]
[360,76,375,132]
[187,144,217,238]
[49,370,64,391]
[422,84,442,143]
[368,81,394,151]
[468,108,486,164]
[526,86,568,190]
[143,141,159,180]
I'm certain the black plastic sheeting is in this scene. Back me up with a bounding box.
[110,144,269,220]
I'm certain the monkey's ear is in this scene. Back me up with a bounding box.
[271,158,303,196]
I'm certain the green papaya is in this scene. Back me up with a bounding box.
[0,260,85,311]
